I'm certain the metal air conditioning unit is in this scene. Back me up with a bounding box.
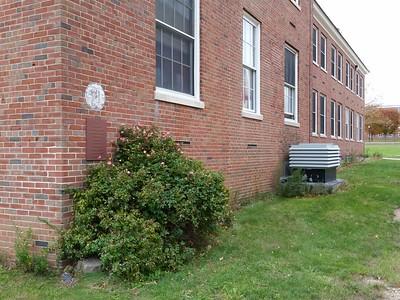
[289,143,341,183]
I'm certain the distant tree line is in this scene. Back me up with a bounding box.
[365,105,400,140]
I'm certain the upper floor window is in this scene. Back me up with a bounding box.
[345,61,350,88]
[156,0,202,108]
[290,0,300,8]
[360,76,364,99]
[284,45,298,123]
[337,53,343,83]
[320,35,327,71]
[312,26,318,64]
[320,94,326,136]
[242,13,261,116]
[311,90,318,135]
[350,110,354,140]
[331,46,337,78]
[350,66,354,91]
[355,73,360,96]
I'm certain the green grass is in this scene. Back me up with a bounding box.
[2,159,400,299]
[365,143,400,158]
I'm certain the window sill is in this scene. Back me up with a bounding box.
[312,133,319,137]
[331,135,337,139]
[155,88,204,109]
[313,61,319,67]
[285,119,300,127]
[338,137,343,140]
[321,68,327,73]
[320,134,327,138]
[242,110,264,121]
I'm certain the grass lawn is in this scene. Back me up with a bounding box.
[365,143,400,158]
[2,159,400,299]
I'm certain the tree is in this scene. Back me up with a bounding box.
[365,104,400,140]
[381,108,400,137]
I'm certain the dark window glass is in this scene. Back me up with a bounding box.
[156,0,194,95]
[285,48,296,86]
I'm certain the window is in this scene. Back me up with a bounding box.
[311,91,318,134]
[330,100,336,137]
[156,0,201,107]
[337,53,343,82]
[345,107,350,139]
[350,66,354,91]
[355,73,359,96]
[242,14,261,116]
[345,61,350,88]
[312,26,318,64]
[284,45,298,123]
[290,0,300,7]
[320,94,326,135]
[355,112,360,141]
[337,103,342,138]
[320,35,327,70]
[331,46,337,78]
[359,76,364,99]
[350,110,354,140]
[358,115,363,141]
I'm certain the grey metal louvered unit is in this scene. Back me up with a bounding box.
[289,144,341,183]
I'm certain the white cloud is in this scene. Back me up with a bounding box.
[316,0,400,106]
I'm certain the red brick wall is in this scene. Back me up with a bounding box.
[0,0,65,260]
[0,0,365,260]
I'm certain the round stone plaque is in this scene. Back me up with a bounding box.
[85,83,105,111]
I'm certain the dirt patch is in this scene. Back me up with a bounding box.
[361,277,400,300]
[394,209,400,222]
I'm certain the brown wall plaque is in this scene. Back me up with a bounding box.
[86,117,107,161]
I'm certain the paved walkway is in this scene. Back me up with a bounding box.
[383,158,400,161]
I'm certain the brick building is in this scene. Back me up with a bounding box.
[0,0,367,259]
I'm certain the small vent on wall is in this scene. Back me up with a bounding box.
[176,140,191,145]
[247,144,258,149]
[86,117,107,161]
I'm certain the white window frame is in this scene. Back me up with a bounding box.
[337,103,342,139]
[242,13,262,120]
[331,45,337,78]
[350,110,354,140]
[312,26,318,65]
[320,34,327,71]
[345,61,350,88]
[350,65,354,92]
[290,0,301,10]
[155,0,203,109]
[355,112,360,141]
[320,94,326,136]
[359,115,364,141]
[330,100,336,138]
[311,90,318,135]
[284,44,299,126]
[345,107,350,140]
[355,73,359,96]
[337,52,343,83]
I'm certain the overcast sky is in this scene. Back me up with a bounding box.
[317,0,399,106]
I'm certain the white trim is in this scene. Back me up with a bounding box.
[320,34,327,71]
[311,90,318,135]
[284,44,299,124]
[337,52,343,83]
[290,0,301,10]
[155,88,204,109]
[242,110,264,121]
[155,0,200,104]
[319,94,326,136]
[331,45,337,78]
[313,1,369,75]
[312,25,319,65]
[285,119,300,127]
[242,13,261,115]
[330,99,336,138]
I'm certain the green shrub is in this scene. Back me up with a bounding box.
[61,126,231,280]
[279,169,309,198]
[15,228,49,275]
[372,152,383,159]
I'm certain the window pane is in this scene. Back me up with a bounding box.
[182,65,192,94]
[156,0,164,21]
[162,29,172,59]
[162,58,172,89]
[156,56,162,87]
[156,0,194,36]
[243,42,254,67]
[173,35,182,61]
[285,48,296,86]
[175,1,185,32]
[173,62,182,91]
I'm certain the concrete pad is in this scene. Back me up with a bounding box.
[75,258,101,273]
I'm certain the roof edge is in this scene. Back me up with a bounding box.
[313,0,369,75]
